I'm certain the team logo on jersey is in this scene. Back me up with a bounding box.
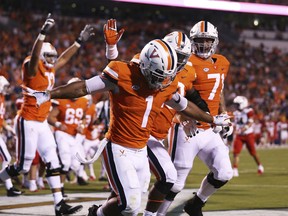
[203,68,209,72]
[132,85,140,90]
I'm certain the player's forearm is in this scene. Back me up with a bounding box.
[50,80,87,99]
[181,101,213,123]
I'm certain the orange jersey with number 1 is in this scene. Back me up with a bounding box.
[151,62,196,139]
[103,60,178,149]
[20,56,55,121]
[190,54,230,129]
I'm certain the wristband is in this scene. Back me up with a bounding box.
[55,122,62,128]
[106,44,118,60]
[74,41,81,48]
[38,34,46,41]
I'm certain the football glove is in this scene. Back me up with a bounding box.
[103,19,125,45]
[76,24,95,45]
[40,13,55,35]
[21,85,50,107]
[222,124,234,139]
[213,113,231,126]
[182,120,200,138]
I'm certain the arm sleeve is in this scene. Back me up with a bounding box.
[165,93,188,112]
[185,88,210,113]
[85,75,115,94]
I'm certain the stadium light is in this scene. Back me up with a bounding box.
[112,0,288,16]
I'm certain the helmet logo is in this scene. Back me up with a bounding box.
[149,49,160,58]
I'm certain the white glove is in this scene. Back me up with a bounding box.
[212,125,222,133]
[182,120,199,137]
[21,85,50,107]
[213,113,231,126]
[222,124,234,139]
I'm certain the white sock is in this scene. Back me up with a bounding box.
[46,176,61,189]
[143,210,157,216]
[29,180,38,191]
[53,191,63,206]
[5,178,13,190]
[157,199,173,215]
[197,176,217,202]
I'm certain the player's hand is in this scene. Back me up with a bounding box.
[40,13,55,35]
[103,19,125,45]
[21,85,50,107]
[212,125,222,133]
[213,113,232,126]
[222,123,234,139]
[182,119,200,138]
[77,24,95,44]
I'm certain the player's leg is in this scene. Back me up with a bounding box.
[144,136,177,216]
[232,135,244,177]
[245,134,264,174]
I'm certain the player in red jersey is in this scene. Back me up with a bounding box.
[232,96,264,177]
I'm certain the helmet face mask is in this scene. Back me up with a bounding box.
[140,39,178,91]
[40,42,58,68]
[190,21,219,59]
[163,31,191,72]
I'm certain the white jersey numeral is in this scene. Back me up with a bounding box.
[207,73,224,100]
[141,95,153,128]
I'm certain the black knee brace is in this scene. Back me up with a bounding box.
[154,180,174,195]
[165,191,178,201]
[207,172,228,189]
[6,165,20,177]
[45,162,61,177]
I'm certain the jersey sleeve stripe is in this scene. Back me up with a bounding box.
[103,66,119,81]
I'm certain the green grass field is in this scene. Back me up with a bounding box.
[1,147,288,212]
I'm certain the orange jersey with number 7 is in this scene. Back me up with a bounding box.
[103,60,178,149]
[20,56,55,121]
[151,63,196,140]
[190,53,230,129]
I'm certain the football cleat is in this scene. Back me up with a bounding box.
[55,199,83,216]
[184,194,205,216]
[7,187,23,197]
[233,168,239,177]
[258,164,264,175]
[77,176,89,186]
[87,204,100,216]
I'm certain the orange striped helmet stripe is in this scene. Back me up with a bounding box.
[155,39,174,71]
[177,31,183,48]
[200,21,205,32]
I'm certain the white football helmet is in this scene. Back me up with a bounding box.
[233,96,248,110]
[139,39,178,90]
[163,31,191,72]
[40,42,58,68]
[0,76,9,95]
[190,21,219,59]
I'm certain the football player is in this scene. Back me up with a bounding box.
[48,77,89,195]
[158,21,234,216]
[0,76,23,197]
[0,14,94,215]
[23,38,231,216]
[232,96,264,177]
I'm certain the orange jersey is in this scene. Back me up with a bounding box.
[0,94,5,127]
[84,103,97,140]
[20,56,55,121]
[103,60,178,149]
[190,54,230,129]
[151,63,196,139]
[53,97,88,136]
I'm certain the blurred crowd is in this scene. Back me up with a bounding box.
[0,7,287,146]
